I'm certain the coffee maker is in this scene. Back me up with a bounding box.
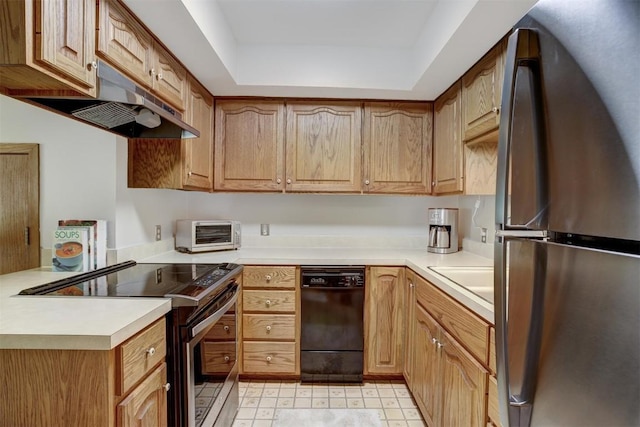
[427,208,459,254]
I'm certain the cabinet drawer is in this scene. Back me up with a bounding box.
[203,314,236,341]
[243,290,296,312]
[243,314,295,340]
[117,318,166,395]
[488,375,501,426]
[489,327,497,375]
[243,342,296,374]
[416,279,489,364]
[243,266,296,289]
[201,342,236,374]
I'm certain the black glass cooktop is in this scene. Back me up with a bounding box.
[19,261,242,300]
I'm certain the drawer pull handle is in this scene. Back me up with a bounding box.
[265,300,272,306]
[146,347,156,357]
[266,356,272,362]
[224,356,230,362]
[223,325,230,332]
[162,383,171,392]
[266,325,272,331]
[265,275,272,282]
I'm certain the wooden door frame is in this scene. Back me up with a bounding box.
[0,143,40,273]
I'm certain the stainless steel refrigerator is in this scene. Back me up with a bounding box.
[494,0,640,426]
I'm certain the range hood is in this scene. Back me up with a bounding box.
[20,60,199,139]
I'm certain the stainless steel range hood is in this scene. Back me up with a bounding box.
[19,60,199,139]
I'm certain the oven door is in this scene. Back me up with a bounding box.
[183,283,239,427]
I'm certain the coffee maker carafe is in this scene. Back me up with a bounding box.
[427,208,459,254]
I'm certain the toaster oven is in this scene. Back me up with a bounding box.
[175,220,241,253]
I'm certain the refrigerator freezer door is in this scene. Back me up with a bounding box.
[512,0,640,240]
[497,238,640,426]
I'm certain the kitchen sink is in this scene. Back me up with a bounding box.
[428,266,494,304]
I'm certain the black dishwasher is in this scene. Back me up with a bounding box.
[300,266,365,383]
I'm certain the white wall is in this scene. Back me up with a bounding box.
[458,194,496,245]
[0,95,187,251]
[186,192,461,239]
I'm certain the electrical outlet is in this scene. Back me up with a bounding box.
[260,224,270,236]
[481,228,487,243]
[155,225,161,241]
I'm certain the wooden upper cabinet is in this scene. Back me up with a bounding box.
[97,0,186,111]
[128,78,213,191]
[97,0,154,87]
[214,100,286,192]
[365,266,405,375]
[433,81,464,194]
[462,39,506,144]
[36,0,97,90]
[363,102,433,194]
[151,41,187,111]
[182,76,214,190]
[0,0,97,95]
[285,101,362,192]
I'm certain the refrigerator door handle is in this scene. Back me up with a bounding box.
[496,28,546,231]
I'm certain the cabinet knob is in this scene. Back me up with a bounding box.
[265,300,272,306]
[286,178,292,184]
[224,355,230,362]
[149,68,156,77]
[437,342,445,350]
[162,383,171,392]
[265,275,272,282]
[364,179,370,185]
[431,338,437,346]
[492,106,500,114]
[266,325,272,331]
[188,171,192,176]
[157,73,163,81]
[409,282,414,288]
[266,356,272,362]
[276,178,282,184]
[88,60,98,70]
[223,325,230,332]
[146,347,156,357]
[432,181,435,187]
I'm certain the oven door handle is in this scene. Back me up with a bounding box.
[190,286,239,338]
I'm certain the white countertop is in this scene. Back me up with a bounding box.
[143,247,495,322]
[0,268,171,350]
[0,247,494,351]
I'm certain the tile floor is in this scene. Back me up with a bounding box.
[232,380,427,427]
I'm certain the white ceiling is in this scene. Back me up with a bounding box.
[121,0,538,100]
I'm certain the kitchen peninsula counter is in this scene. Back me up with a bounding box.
[0,247,493,351]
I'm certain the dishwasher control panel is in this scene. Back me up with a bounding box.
[301,266,365,288]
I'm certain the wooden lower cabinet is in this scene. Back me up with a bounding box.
[403,269,417,387]
[0,318,169,427]
[365,266,405,375]
[117,363,168,427]
[406,270,491,427]
[240,266,299,376]
[412,303,488,427]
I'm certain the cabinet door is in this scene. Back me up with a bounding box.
[182,77,213,190]
[117,363,168,427]
[151,41,187,111]
[97,0,154,87]
[36,0,96,91]
[363,102,432,194]
[433,81,464,194]
[285,101,362,192]
[439,328,488,427]
[462,41,505,143]
[365,267,405,375]
[413,303,441,427]
[403,269,416,387]
[214,100,285,191]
